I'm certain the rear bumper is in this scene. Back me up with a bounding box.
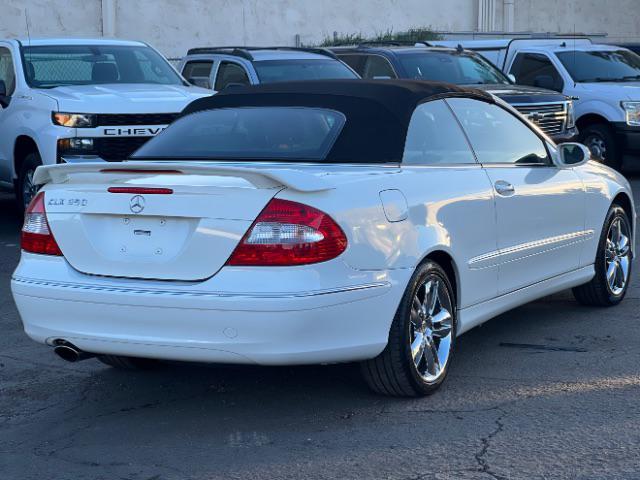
[11,254,408,365]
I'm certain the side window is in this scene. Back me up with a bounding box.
[0,47,16,96]
[363,55,397,79]
[182,60,213,88]
[509,53,564,91]
[403,100,476,165]
[446,98,550,165]
[337,54,366,76]
[214,62,250,90]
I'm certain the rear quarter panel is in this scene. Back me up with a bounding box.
[277,164,498,309]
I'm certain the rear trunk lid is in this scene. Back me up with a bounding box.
[37,162,331,281]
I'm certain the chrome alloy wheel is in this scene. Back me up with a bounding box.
[605,217,631,296]
[410,276,454,383]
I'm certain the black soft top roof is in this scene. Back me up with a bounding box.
[182,80,494,163]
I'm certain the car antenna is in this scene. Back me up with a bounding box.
[456,43,464,53]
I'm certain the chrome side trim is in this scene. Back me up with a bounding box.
[469,230,594,269]
[11,276,390,299]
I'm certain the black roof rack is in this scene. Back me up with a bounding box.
[186,46,338,60]
[355,40,432,48]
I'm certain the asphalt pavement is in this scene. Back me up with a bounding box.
[1,179,640,480]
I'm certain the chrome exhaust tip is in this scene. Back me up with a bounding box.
[53,342,94,362]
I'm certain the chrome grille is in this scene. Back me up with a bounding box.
[513,102,567,136]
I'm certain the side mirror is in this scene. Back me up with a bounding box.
[533,74,555,90]
[555,142,591,168]
[507,73,516,83]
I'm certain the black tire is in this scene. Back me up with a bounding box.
[16,152,42,213]
[360,260,457,397]
[580,123,621,170]
[573,205,632,306]
[97,354,162,370]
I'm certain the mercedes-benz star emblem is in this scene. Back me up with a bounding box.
[129,195,146,214]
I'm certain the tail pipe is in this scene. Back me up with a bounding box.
[53,341,94,362]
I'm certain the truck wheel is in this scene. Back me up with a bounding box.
[580,123,620,170]
[360,260,457,397]
[16,152,42,213]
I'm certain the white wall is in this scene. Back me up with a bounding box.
[115,0,478,57]
[0,0,101,38]
[511,0,640,43]
[2,0,478,58]
[1,0,639,60]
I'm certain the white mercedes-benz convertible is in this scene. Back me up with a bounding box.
[11,80,635,396]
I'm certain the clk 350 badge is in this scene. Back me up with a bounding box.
[48,198,88,207]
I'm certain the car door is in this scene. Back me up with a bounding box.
[508,52,565,92]
[182,60,214,89]
[401,99,498,307]
[214,61,251,90]
[447,97,586,294]
[0,45,16,185]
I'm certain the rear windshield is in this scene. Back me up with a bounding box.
[132,107,346,161]
[21,44,185,88]
[556,49,640,82]
[398,52,510,85]
[253,59,358,83]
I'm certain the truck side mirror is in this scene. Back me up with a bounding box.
[533,74,555,90]
[507,73,516,83]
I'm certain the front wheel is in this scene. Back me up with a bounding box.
[580,123,620,170]
[16,152,42,213]
[573,205,632,306]
[360,260,456,397]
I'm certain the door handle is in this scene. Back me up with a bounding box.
[494,180,515,196]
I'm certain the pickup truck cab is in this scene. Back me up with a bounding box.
[0,38,210,210]
[331,44,577,144]
[178,47,359,90]
[436,38,640,169]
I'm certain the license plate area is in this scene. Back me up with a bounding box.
[84,214,193,261]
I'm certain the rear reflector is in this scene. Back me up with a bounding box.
[227,198,347,266]
[108,187,173,194]
[21,192,63,256]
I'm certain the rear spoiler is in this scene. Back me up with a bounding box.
[33,162,333,193]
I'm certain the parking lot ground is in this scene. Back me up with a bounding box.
[1,181,640,480]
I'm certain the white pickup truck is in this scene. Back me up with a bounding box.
[0,38,210,210]
[436,38,640,170]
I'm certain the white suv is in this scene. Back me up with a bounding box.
[178,46,359,90]
[0,38,210,210]
[437,38,640,170]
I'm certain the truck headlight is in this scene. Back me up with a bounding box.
[52,112,97,128]
[566,101,576,129]
[621,102,640,126]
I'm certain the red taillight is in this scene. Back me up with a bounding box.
[227,199,347,266]
[21,192,63,256]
